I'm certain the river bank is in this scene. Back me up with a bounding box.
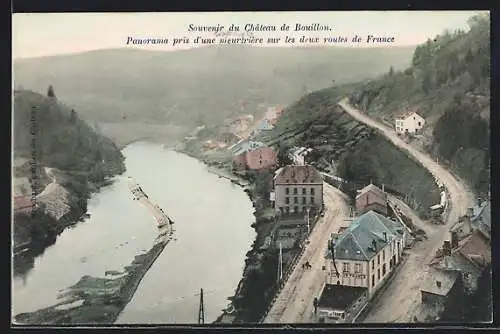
[173,145,282,324]
[14,236,170,325]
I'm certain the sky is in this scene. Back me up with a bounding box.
[12,11,488,59]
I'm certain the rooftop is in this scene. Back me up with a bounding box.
[317,284,368,310]
[396,111,423,120]
[472,201,490,227]
[329,211,404,261]
[355,183,386,200]
[458,230,491,265]
[274,165,323,184]
[421,268,459,297]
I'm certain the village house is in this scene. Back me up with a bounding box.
[395,111,425,134]
[355,183,388,216]
[324,210,407,297]
[420,268,460,312]
[272,165,323,215]
[232,147,277,171]
[431,230,491,295]
[315,284,368,323]
[470,201,491,240]
[258,118,274,131]
[265,106,285,125]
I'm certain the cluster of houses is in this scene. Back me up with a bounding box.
[421,200,491,318]
[199,105,285,153]
[315,183,412,323]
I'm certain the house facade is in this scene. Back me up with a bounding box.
[273,165,323,215]
[325,211,407,297]
[232,147,277,171]
[355,184,388,216]
[395,111,425,134]
[420,268,459,311]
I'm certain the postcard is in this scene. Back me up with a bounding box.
[11,10,491,326]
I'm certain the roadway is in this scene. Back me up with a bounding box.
[263,182,349,323]
[337,98,476,323]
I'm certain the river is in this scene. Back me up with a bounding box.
[12,141,256,324]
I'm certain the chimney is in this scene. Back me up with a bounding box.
[451,232,459,249]
[383,232,387,242]
[443,241,451,256]
[436,280,442,288]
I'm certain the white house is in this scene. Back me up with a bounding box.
[395,111,425,134]
[324,211,407,297]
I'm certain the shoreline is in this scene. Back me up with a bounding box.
[14,238,169,325]
[173,146,282,324]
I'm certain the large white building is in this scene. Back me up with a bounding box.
[395,111,425,134]
[324,211,408,297]
[273,165,323,215]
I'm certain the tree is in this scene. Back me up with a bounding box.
[47,85,56,98]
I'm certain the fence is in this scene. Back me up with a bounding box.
[258,213,321,323]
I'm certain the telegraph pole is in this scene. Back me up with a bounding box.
[277,242,283,284]
[307,208,310,238]
[198,288,205,324]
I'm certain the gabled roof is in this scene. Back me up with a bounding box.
[421,268,459,297]
[355,184,386,200]
[332,211,403,261]
[458,230,491,265]
[274,165,323,184]
[472,201,490,228]
[396,111,424,121]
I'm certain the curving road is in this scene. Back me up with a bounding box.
[263,183,349,323]
[337,98,476,322]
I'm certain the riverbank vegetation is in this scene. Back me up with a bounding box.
[13,88,126,261]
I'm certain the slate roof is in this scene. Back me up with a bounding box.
[330,211,404,261]
[317,284,368,310]
[421,268,459,297]
[274,165,323,184]
[472,201,490,228]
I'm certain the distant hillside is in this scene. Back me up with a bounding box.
[13,89,125,184]
[13,89,125,254]
[264,13,489,199]
[13,46,415,144]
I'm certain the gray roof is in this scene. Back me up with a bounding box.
[330,210,403,261]
[472,201,490,228]
[421,268,459,297]
[355,184,386,200]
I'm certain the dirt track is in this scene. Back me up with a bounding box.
[263,183,349,323]
[337,98,475,323]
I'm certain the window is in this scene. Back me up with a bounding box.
[377,254,380,265]
[372,275,375,287]
[382,264,386,276]
[285,197,290,204]
[294,197,298,204]
[293,188,298,195]
[310,188,315,195]
[382,250,385,260]
[302,188,306,195]
[294,206,298,213]
[371,260,374,270]
[285,187,290,195]
[285,207,290,214]
[377,268,380,280]
[418,121,421,126]
[355,264,361,273]
[311,197,315,204]
[343,263,349,273]
[302,197,306,204]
